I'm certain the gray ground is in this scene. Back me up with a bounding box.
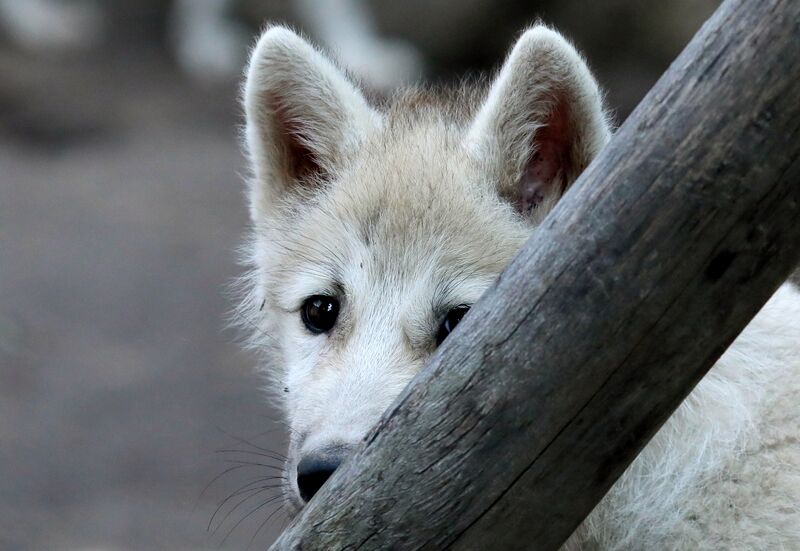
[0,47,288,550]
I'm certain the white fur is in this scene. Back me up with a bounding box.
[565,283,800,550]
[237,24,800,547]
[467,26,611,185]
[242,26,382,222]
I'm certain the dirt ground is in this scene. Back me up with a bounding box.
[0,46,289,550]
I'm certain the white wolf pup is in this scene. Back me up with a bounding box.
[237,25,800,549]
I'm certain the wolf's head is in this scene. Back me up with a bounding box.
[238,25,610,511]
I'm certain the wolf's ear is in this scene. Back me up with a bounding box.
[467,26,611,217]
[243,26,381,222]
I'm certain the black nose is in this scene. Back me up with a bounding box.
[296,452,342,502]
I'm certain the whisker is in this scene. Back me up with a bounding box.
[211,486,272,537]
[218,425,294,452]
[209,478,287,533]
[209,474,287,524]
[242,426,292,441]
[259,413,302,437]
[216,448,287,462]
[247,497,289,551]
[219,493,286,546]
[223,459,285,471]
[195,463,266,510]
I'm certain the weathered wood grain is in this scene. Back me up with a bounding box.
[270,0,800,548]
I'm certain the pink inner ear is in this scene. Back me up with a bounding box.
[516,101,573,214]
[269,95,323,184]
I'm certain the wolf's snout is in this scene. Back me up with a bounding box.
[296,445,350,502]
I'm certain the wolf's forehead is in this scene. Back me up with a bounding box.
[267,120,530,306]
[337,121,492,233]
[282,158,524,281]
[337,126,520,250]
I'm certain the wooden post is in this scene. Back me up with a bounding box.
[270,0,800,548]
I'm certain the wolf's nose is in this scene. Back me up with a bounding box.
[296,452,342,502]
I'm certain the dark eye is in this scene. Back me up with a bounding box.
[301,295,340,334]
[436,304,471,346]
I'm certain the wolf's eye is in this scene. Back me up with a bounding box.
[436,305,471,346]
[301,295,340,334]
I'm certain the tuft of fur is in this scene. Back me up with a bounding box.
[564,283,800,550]
[235,24,800,547]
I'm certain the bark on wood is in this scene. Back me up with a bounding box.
[270,0,800,548]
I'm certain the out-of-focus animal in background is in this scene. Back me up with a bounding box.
[0,0,104,53]
[0,0,424,90]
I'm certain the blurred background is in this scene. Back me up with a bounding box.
[0,1,722,550]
